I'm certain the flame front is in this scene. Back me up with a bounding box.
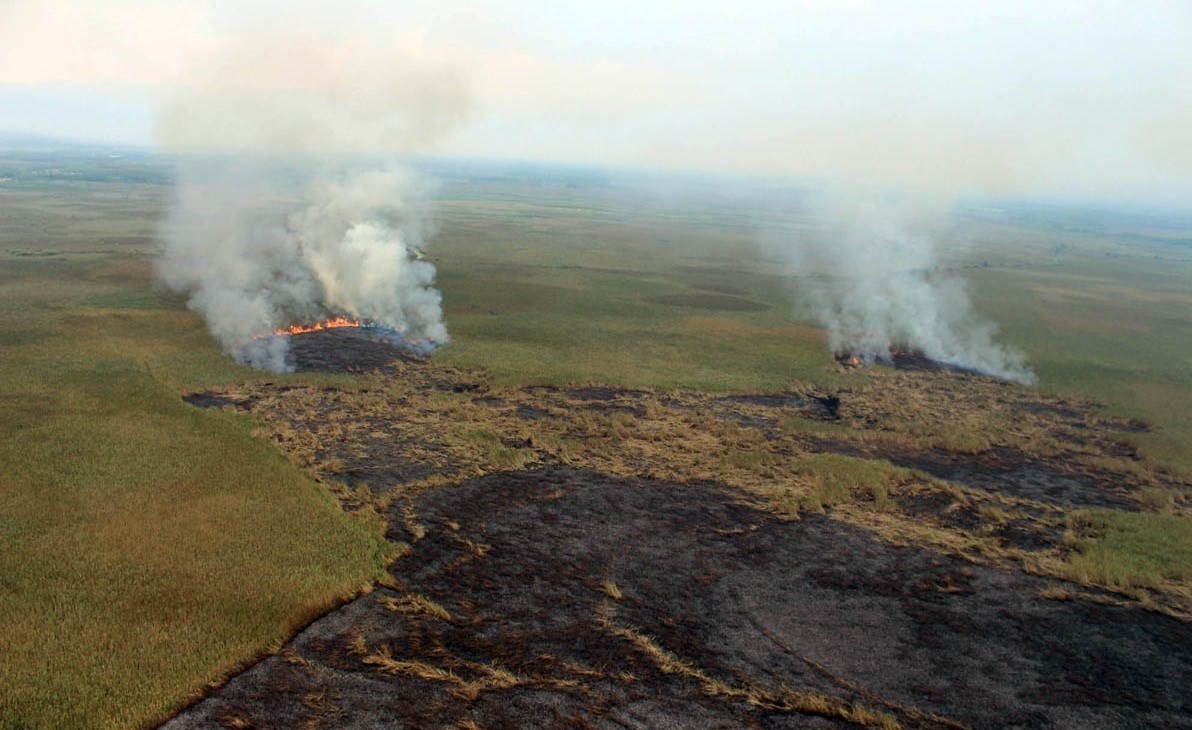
[273,316,362,336]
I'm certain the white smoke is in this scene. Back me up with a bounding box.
[154,37,468,372]
[770,192,1036,385]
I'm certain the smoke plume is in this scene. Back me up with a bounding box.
[769,192,1036,385]
[154,38,468,372]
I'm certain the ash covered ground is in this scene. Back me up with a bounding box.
[171,352,1192,729]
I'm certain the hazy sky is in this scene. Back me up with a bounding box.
[2,0,1190,204]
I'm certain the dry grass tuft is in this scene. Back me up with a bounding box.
[598,613,900,728]
[281,649,315,668]
[600,580,624,601]
[1039,586,1073,600]
[360,643,551,702]
[363,646,465,685]
[1136,487,1179,513]
[382,593,453,621]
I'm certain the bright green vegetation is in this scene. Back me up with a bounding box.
[460,429,536,470]
[793,454,908,513]
[1064,510,1192,591]
[430,186,830,391]
[957,217,1192,473]
[0,185,393,729]
[1,154,1189,727]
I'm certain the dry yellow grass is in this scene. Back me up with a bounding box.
[382,593,453,621]
[600,580,624,600]
[363,646,466,686]
[360,642,586,703]
[597,612,901,729]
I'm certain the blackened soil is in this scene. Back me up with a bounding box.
[564,387,648,401]
[181,393,252,410]
[889,352,984,376]
[810,440,1139,511]
[935,461,1136,511]
[909,445,1145,511]
[514,404,552,420]
[163,468,1191,730]
[897,491,1065,551]
[332,457,441,493]
[836,352,985,375]
[715,393,813,409]
[701,394,835,429]
[286,328,423,373]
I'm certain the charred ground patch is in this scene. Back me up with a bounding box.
[802,441,1141,512]
[182,392,253,410]
[835,351,988,377]
[168,361,1191,728]
[283,327,427,373]
[164,468,1191,730]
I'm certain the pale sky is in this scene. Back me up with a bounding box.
[2,0,1190,205]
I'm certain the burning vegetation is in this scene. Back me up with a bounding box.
[241,316,439,373]
[270,315,363,336]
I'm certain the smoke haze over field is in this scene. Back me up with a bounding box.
[6,1,1190,377]
[154,41,468,371]
[766,193,1036,384]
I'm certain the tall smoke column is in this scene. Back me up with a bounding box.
[154,38,469,372]
[770,191,1036,385]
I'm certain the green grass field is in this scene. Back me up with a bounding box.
[0,184,394,729]
[0,156,1189,728]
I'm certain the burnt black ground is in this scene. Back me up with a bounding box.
[285,328,424,373]
[163,467,1191,730]
[181,392,251,410]
[802,439,1141,512]
[836,352,986,377]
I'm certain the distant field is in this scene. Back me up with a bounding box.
[0,154,1189,728]
[953,216,1192,473]
[427,173,1192,472]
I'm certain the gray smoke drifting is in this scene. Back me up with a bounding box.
[154,39,468,371]
[769,192,1035,385]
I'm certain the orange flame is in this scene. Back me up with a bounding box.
[273,316,362,336]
